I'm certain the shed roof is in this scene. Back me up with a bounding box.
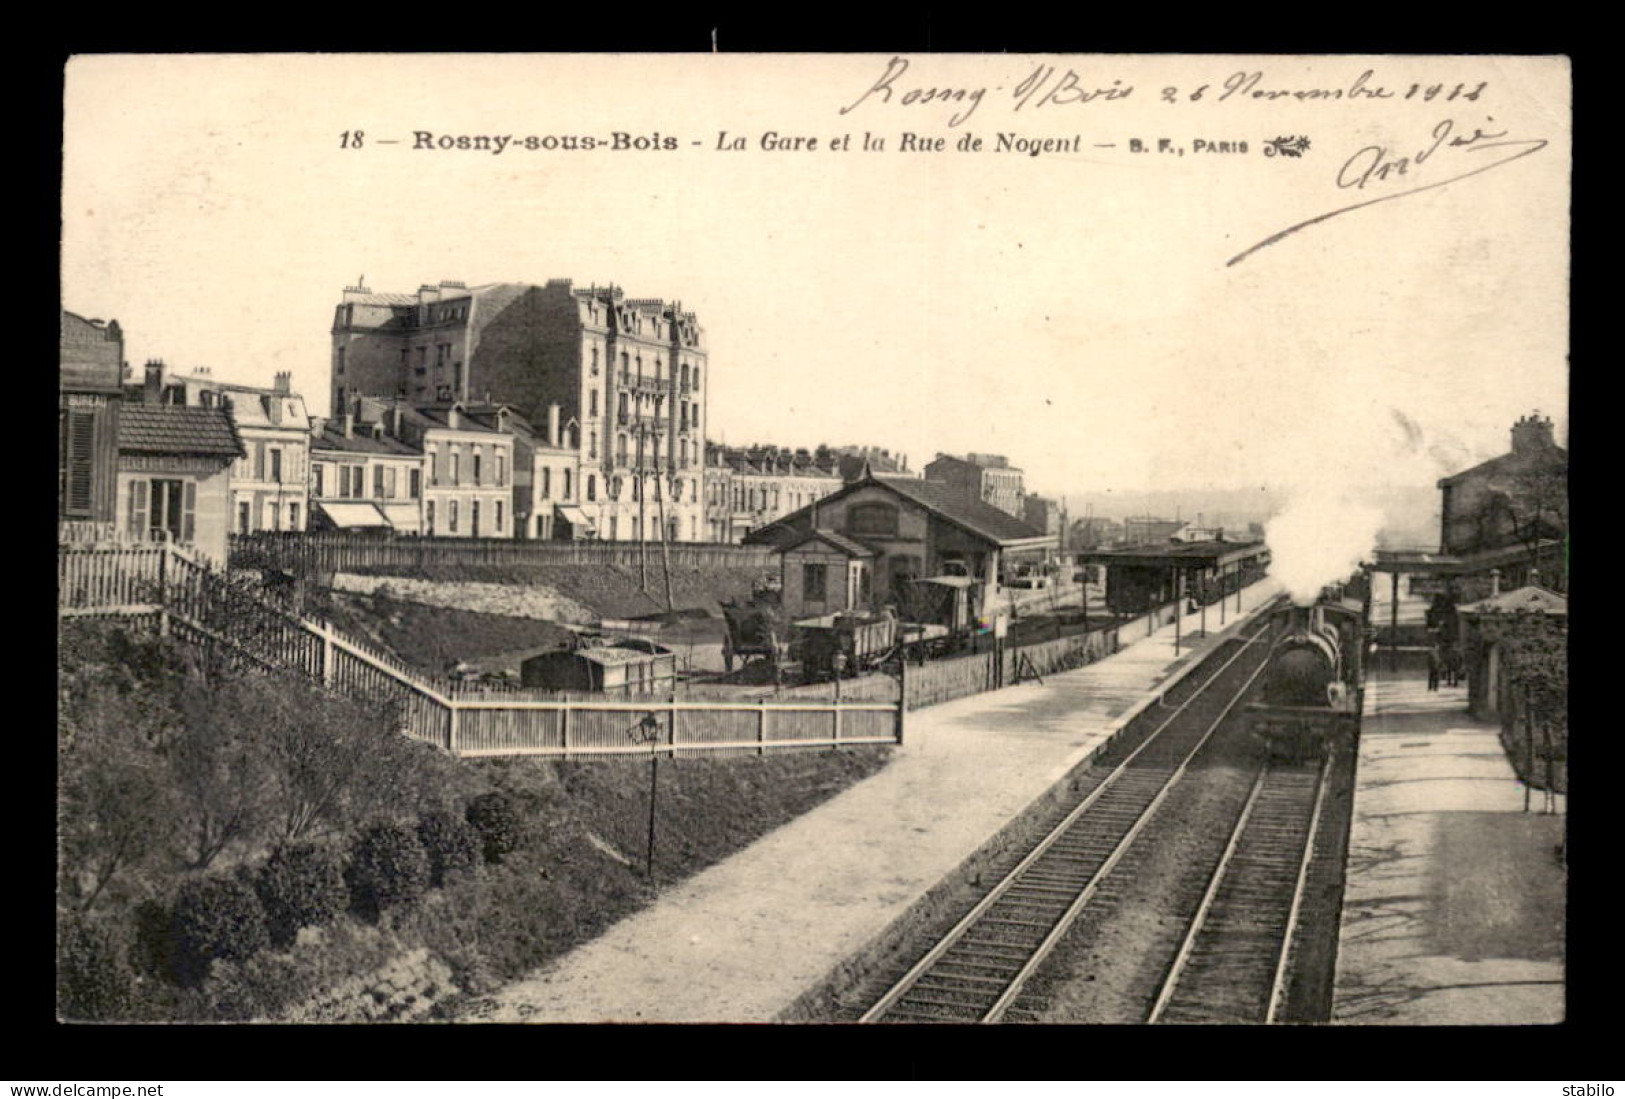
[1076,540,1269,569]
[1458,584,1568,616]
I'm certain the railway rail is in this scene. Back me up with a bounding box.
[860,604,1285,1024]
[1147,753,1335,1024]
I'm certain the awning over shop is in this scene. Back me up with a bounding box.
[315,501,390,529]
[377,502,422,534]
[555,504,596,533]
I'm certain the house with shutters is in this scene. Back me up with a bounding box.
[126,361,313,535]
[308,407,427,533]
[114,403,244,566]
[345,397,516,538]
[59,310,125,526]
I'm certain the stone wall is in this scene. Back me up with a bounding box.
[280,949,457,1024]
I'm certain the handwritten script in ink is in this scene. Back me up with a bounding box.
[1228,118,1548,266]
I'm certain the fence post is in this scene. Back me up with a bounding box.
[897,659,908,742]
[447,702,460,756]
[757,700,768,755]
[561,701,571,758]
[832,701,842,751]
[320,619,335,686]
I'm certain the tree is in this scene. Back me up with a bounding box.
[170,873,270,984]
[1474,608,1568,792]
[346,822,430,918]
[58,915,135,1021]
[1485,464,1569,580]
[58,689,181,914]
[255,842,347,947]
[247,674,447,844]
[169,681,277,869]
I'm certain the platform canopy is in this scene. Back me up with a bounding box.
[1076,540,1268,571]
[1369,539,1563,575]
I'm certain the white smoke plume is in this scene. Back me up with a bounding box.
[1260,402,1452,607]
[1264,492,1385,606]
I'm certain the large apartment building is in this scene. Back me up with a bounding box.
[923,452,1025,520]
[330,278,707,541]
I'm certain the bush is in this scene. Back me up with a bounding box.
[170,874,270,985]
[416,810,481,887]
[465,792,521,864]
[347,822,430,918]
[257,843,348,947]
[58,915,134,1021]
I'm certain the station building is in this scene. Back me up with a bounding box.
[743,467,1056,602]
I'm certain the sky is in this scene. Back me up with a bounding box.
[62,54,1569,528]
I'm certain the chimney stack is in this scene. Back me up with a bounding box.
[143,359,164,404]
[391,402,404,439]
[273,371,291,395]
[548,404,561,448]
[1510,412,1557,454]
[446,405,462,430]
[343,412,355,438]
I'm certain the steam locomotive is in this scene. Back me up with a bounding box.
[1245,583,1366,760]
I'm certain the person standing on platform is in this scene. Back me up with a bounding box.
[1427,643,1441,691]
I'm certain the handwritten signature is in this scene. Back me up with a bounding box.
[1228,119,1549,267]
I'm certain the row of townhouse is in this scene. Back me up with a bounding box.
[329,278,709,543]
[701,443,919,543]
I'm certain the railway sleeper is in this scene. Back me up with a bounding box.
[949,944,1035,964]
[1004,881,1088,899]
[912,972,1012,990]
[978,915,1061,931]
[894,994,990,1014]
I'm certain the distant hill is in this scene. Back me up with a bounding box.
[1062,483,1442,551]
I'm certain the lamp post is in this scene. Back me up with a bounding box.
[629,711,665,877]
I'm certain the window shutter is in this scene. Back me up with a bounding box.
[65,412,95,513]
[183,481,197,542]
[128,479,147,535]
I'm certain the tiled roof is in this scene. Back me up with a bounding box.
[875,475,1046,543]
[117,405,244,457]
[745,474,1049,547]
[408,405,507,434]
[1438,447,1568,488]
[311,426,422,457]
[778,530,876,557]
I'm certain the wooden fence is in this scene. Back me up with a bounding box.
[899,622,1123,710]
[230,531,778,576]
[60,539,901,759]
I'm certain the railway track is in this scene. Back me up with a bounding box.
[1147,753,1334,1024]
[860,608,1283,1024]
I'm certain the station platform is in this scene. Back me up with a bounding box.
[466,580,1283,1022]
[1332,664,1566,1025]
